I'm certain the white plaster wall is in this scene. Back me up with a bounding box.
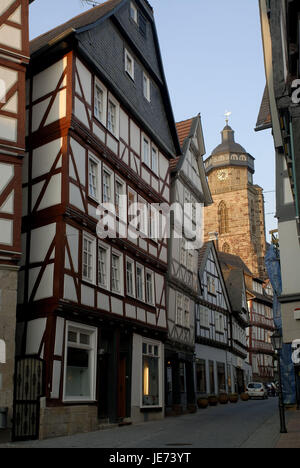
[120,109,129,143]
[70,138,86,185]
[32,58,67,102]
[0,219,13,245]
[76,58,91,105]
[51,361,61,399]
[279,219,300,295]
[30,223,56,264]
[54,317,65,357]
[64,275,77,302]
[69,182,84,212]
[130,120,140,155]
[32,139,62,180]
[81,285,95,307]
[66,225,79,272]
[26,318,47,355]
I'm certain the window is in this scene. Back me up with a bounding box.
[98,244,109,289]
[149,205,158,240]
[138,198,148,235]
[88,156,100,200]
[218,201,228,235]
[143,72,151,101]
[181,242,187,268]
[115,178,125,217]
[196,360,207,394]
[112,253,122,294]
[136,264,145,301]
[94,79,107,125]
[82,234,95,283]
[146,271,154,305]
[176,293,183,326]
[130,1,138,23]
[151,146,158,174]
[143,342,160,407]
[125,49,134,80]
[207,275,216,295]
[142,136,150,166]
[103,169,112,204]
[184,297,190,328]
[126,259,135,297]
[200,307,210,329]
[107,95,119,138]
[215,313,225,334]
[64,322,97,402]
[139,11,147,37]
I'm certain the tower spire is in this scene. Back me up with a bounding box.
[225,111,232,126]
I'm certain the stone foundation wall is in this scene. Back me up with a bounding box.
[39,405,98,440]
[131,406,164,424]
[0,267,18,429]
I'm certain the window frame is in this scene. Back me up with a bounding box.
[151,143,158,175]
[125,48,135,81]
[126,257,136,298]
[130,1,138,23]
[88,153,101,202]
[94,77,107,127]
[98,241,111,290]
[111,249,124,296]
[63,321,98,403]
[82,232,96,285]
[145,269,155,306]
[142,134,150,167]
[143,72,151,102]
[107,93,120,139]
[102,164,114,206]
[136,263,145,302]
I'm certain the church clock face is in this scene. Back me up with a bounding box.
[217,169,228,181]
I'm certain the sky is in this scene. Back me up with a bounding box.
[29,0,277,236]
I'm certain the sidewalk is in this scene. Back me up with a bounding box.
[276,409,300,448]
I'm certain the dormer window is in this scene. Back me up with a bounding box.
[130,2,138,23]
[125,49,135,80]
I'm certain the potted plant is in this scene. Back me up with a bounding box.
[208,395,218,406]
[240,392,250,401]
[218,392,229,404]
[229,393,239,403]
[197,396,209,409]
[187,403,197,413]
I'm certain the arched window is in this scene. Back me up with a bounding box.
[0,339,6,364]
[218,201,228,235]
[222,242,230,254]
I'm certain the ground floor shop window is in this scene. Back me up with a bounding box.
[64,322,97,402]
[217,362,226,393]
[142,341,160,406]
[196,359,207,394]
[209,361,215,394]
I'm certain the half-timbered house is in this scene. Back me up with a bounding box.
[166,116,212,414]
[196,241,234,396]
[219,252,253,391]
[18,0,181,439]
[0,0,33,434]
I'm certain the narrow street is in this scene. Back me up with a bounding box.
[4,398,282,449]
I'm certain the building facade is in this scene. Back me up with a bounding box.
[247,278,275,383]
[257,0,300,346]
[165,115,212,414]
[0,0,33,431]
[204,123,267,280]
[18,0,181,439]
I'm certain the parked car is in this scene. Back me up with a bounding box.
[246,382,268,399]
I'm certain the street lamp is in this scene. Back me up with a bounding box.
[271,329,288,434]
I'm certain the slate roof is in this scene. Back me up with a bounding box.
[221,268,245,313]
[211,125,246,156]
[255,86,272,131]
[30,0,123,55]
[218,251,253,277]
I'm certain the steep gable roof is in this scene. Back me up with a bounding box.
[222,268,246,313]
[176,118,194,148]
[255,85,272,132]
[218,251,253,277]
[31,0,123,55]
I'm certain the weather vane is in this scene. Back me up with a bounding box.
[225,111,232,125]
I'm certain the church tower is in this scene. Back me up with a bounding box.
[204,122,267,279]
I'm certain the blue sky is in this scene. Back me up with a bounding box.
[29,0,277,235]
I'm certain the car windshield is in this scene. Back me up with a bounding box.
[248,383,262,389]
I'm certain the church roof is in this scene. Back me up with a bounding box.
[211,124,246,156]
